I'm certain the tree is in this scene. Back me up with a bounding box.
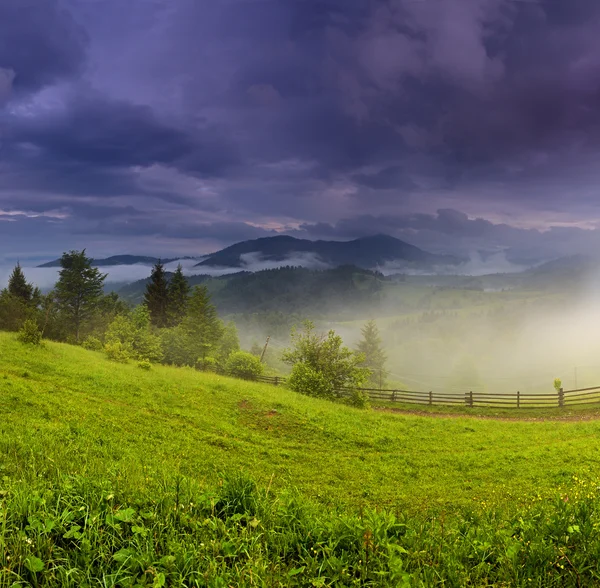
[160,285,224,367]
[356,320,388,388]
[167,264,190,325]
[105,305,163,363]
[54,250,107,342]
[282,320,369,399]
[216,321,240,369]
[7,263,35,303]
[144,261,170,327]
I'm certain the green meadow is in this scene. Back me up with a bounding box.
[3,331,600,586]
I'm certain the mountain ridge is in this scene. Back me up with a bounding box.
[195,234,464,270]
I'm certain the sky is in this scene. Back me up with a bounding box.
[2,0,600,263]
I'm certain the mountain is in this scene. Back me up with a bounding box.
[194,234,463,270]
[38,255,190,268]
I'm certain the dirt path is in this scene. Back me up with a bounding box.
[373,406,600,422]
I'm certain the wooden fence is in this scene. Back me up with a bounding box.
[252,375,600,409]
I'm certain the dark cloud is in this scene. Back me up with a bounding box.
[2,0,600,259]
[7,91,239,175]
[0,0,87,93]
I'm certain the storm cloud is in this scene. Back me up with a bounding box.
[2,0,600,261]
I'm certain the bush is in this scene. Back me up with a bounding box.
[105,307,163,363]
[137,359,152,370]
[104,340,131,363]
[17,319,42,345]
[288,362,334,399]
[82,335,103,351]
[343,388,370,409]
[225,351,264,380]
[197,356,217,372]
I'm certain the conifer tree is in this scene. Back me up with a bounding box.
[356,320,388,388]
[167,264,190,325]
[216,321,240,368]
[144,261,170,327]
[7,263,34,302]
[180,285,224,364]
[54,250,107,342]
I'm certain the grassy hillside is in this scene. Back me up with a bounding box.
[3,332,600,585]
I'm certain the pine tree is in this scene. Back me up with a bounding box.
[7,263,34,302]
[216,321,240,368]
[356,320,388,388]
[144,261,170,328]
[167,264,190,325]
[180,285,224,365]
[54,250,107,342]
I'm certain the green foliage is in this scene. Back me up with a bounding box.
[356,319,388,388]
[343,387,371,409]
[105,306,163,363]
[161,286,223,367]
[287,361,334,399]
[82,336,103,351]
[7,263,36,303]
[17,319,42,345]
[283,320,369,398]
[554,378,563,392]
[216,321,240,368]
[144,262,170,327]
[0,290,36,331]
[137,359,152,371]
[54,250,107,342]
[167,263,190,325]
[225,351,264,379]
[104,340,130,363]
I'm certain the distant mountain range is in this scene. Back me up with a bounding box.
[38,255,190,268]
[38,235,464,271]
[194,234,464,270]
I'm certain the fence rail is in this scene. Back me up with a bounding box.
[250,375,600,409]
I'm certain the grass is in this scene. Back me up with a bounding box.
[3,331,600,585]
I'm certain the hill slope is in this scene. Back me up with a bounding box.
[1,331,598,508]
[3,332,600,585]
[195,234,463,269]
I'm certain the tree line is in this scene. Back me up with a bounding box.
[0,251,262,379]
[0,251,389,407]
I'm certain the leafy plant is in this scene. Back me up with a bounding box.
[283,320,369,399]
[554,378,563,392]
[17,319,43,345]
[82,335,103,351]
[225,351,264,379]
[104,340,131,363]
[138,359,152,370]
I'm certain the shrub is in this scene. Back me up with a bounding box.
[105,307,163,363]
[225,351,264,380]
[17,319,42,346]
[288,362,334,399]
[343,388,370,409]
[198,356,218,372]
[137,359,152,370]
[104,340,131,363]
[82,335,103,351]
[282,321,369,399]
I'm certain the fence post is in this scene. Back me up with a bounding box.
[469,390,474,408]
[558,387,565,408]
[391,390,396,403]
[517,390,520,409]
[429,391,433,406]
[274,376,279,386]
